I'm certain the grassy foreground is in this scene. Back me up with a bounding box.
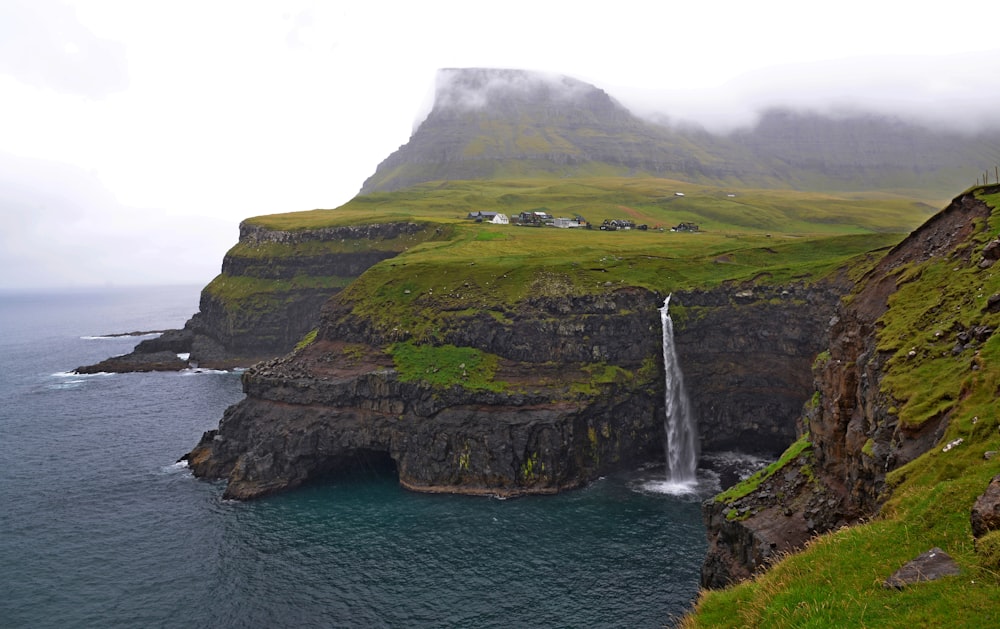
[680,189,1000,628]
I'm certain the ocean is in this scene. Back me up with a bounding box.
[0,285,711,628]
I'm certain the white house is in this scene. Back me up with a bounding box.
[490,213,509,225]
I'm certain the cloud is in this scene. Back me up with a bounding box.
[0,153,233,290]
[0,0,128,98]
[616,50,1000,133]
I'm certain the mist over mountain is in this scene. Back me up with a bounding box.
[361,68,1000,200]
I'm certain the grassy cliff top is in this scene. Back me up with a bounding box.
[236,177,937,342]
[244,176,937,234]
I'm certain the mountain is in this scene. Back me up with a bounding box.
[361,68,1000,201]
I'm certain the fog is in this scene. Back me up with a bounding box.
[615,51,1000,134]
[1,0,997,291]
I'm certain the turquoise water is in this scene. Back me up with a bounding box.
[0,286,708,628]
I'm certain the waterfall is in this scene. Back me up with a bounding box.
[659,295,698,489]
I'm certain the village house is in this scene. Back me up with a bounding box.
[467,210,499,222]
[466,210,509,225]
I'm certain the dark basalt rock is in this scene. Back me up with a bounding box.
[183,278,844,501]
[883,547,960,589]
[75,349,188,374]
[971,474,1000,538]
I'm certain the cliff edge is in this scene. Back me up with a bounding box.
[700,186,1000,595]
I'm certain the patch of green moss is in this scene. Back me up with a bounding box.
[294,329,317,352]
[519,451,545,482]
[387,341,505,392]
[716,435,812,504]
[861,438,875,458]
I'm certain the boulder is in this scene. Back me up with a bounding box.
[971,474,1000,538]
[883,547,960,589]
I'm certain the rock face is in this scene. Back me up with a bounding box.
[183,278,842,500]
[77,221,434,372]
[700,189,997,588]
[971,474,1000,539]
[674,283,844,454]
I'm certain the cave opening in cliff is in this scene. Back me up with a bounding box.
[310,448,399,486]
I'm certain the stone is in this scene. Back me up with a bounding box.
[971,474,1000,538]
[985,293,1000,314]
[981,238,1000,262]
[883,547,960,589]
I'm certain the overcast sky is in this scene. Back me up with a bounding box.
[2,0,998,291]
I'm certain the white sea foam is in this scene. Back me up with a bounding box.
[51,370,113,378]
[642,479,699,495]
[628,467,721,499]
[161,461,191,475]
[180,367,229,376]
[80,332,161,340]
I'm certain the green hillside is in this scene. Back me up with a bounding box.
[233,176,932,343]
[359,69,1000,204]
[681,188,1000,628]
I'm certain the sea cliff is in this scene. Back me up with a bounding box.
[699,187,1000,590]
[182,278,842,500]
[76,221,440,373]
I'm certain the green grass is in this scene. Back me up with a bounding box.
[244,176,934,235]
[387,341,505,392]
[682,186,1000,627]
[204,273,353,304]
[227,176,928,343]
[715,435,812,506]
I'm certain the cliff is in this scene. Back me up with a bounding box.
[76,221,443,373]
[699,187,1000,593]
[181,274,845,500]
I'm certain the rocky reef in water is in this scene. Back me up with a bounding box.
[700,187,1000,588]
[182,278,842,500]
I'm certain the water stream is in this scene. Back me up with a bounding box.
[658,295,699,493]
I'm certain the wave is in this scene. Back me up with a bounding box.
[161,461,191,475]
[51,370,114,378]
[179,367,231,376]
[80,332,163,340]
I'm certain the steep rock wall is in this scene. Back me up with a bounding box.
[700,189,997,588]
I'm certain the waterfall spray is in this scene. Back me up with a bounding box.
[659,295,699,490]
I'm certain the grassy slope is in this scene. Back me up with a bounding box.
[249,177,936,233]
[244,177,931,346]
[682,189,1000,628]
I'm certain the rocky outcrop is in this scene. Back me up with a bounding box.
[882,547,961,589]
[700,189,998,588]
[971,474,1000,539]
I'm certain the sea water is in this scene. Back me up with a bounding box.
[0,286,709,628]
